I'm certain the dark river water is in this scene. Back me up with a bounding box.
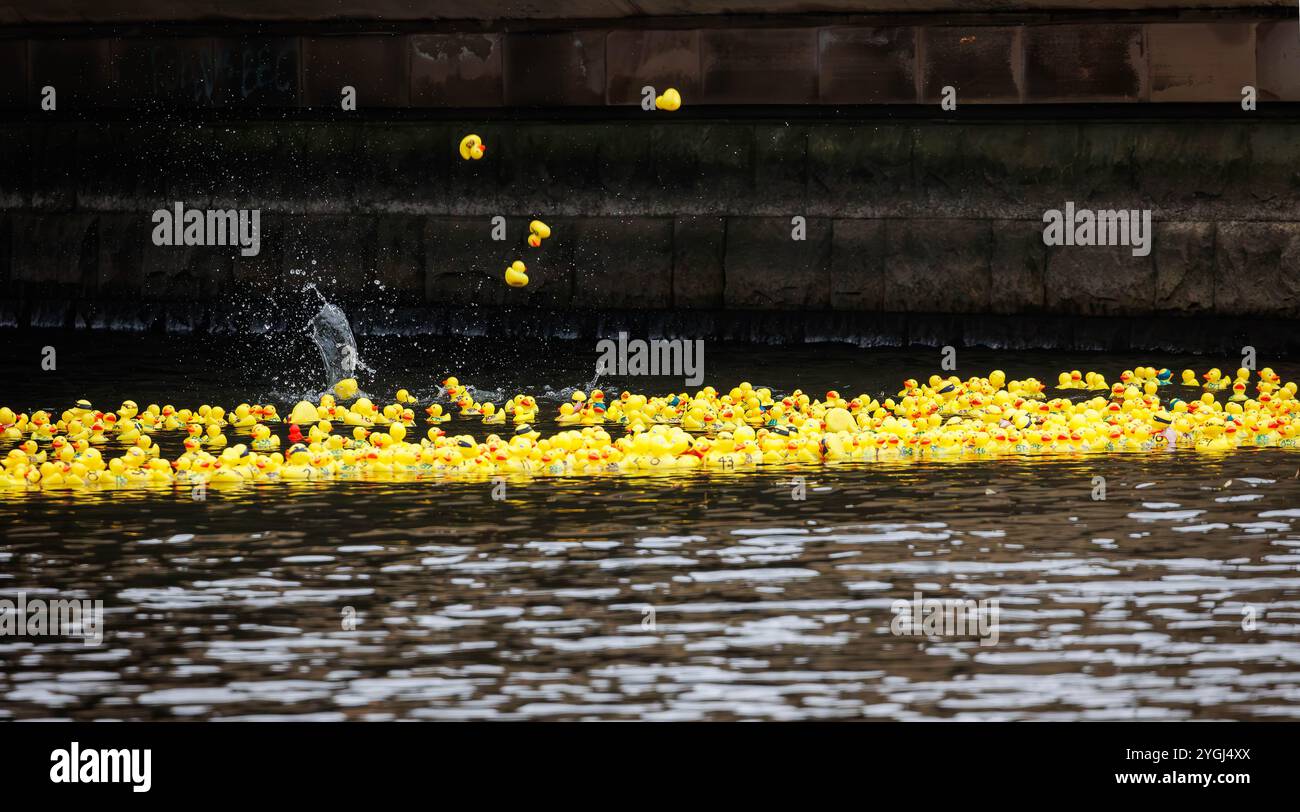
[2,331,1299,721]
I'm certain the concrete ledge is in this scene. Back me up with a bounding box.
[4,300,1298,358]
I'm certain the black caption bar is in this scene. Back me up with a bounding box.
[0,722,1285,800]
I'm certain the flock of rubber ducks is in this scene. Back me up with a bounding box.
[1,364,1297,492]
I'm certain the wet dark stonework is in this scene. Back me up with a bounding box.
[2,11,1300,351]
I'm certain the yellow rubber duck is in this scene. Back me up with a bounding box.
[655,87,682,111]
[504,260,529,288]
[202,424,227,450]
[459,133,486,160]
[251,424,280,451]
[480,403,506,424]
[425,403,451,423]
[527,220,552,248]
[334,378,359,401]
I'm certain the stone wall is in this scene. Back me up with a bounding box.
[2,13,1300,352]
[2,17,1300,109]
[1,116,1299,347]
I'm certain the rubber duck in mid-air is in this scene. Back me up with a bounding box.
[655,88,682,111]
[459,133,486,160]
[504,260,529,288]
[527,220,551,248]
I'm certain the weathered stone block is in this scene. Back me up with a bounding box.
[230,212,283,287]
[281,215,377,295]
[282,123,358,212]
[0,125,30,208]
[1133,123,1249,208]
[411,33,503,107]
[160,123,217,210]
[754,125,807,209]
[818,27,916,104]
[1247,125,1300,207]
[74,123,168,211]
[1214,222,1300,317]
[30,123,77,211]
[606,30,700,106]
[920,27,1022,104]
[1072,122,1140,201]
[207,123,286,208]
[913,123,1076,218]
[883,219,991,313]
[990,219,1047,314]
[355,122,458,214]
[568,218,673,308]
[373,216,427,300]
[0,214,9,288]
[830,219,884,311]
[504,31,605,106]
[29,39,116,107]
[497,124,603,213]
[808,125,911,217]
[0,40,27,108]
[303,35,409,108]
[1024,24,1146,102]
[142,229,234,300]
[1256,21,1300,102]
[210,36,300,107]
[11,213,98,287]
[1147,23,1254,103]
[1044,241,1155,316]
[595,124,656,204]
[673,216,725,309]
[116,38,220,108]
[649,124,753,213]
[702,29,817,104]
[95,212,147,295]
[724,217,830,309]
[1154,221,1215,313]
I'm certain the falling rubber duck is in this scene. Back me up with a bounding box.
[655,88,682,111]
[334,378,359,401]
[459,133,486,160]
[527,220,552,248]
[504,260,529,288]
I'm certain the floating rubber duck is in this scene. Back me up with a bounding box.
[289,400,320,424]
[459,133,486,160]
[655,88,682,111]
[251,424,280,451]
[504,260,529,288]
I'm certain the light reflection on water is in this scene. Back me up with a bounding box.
[3,454,1299,721]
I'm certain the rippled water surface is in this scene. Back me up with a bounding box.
[2,332,1299,720]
